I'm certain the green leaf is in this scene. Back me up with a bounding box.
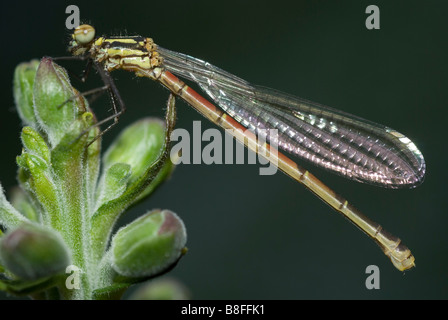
[91,283,130,300]
[0,276,59,296]
[96,163,131,208]
[9,187,39,222]
[16,152,60,229]
[0,183,28,230]
[21,126,50,163]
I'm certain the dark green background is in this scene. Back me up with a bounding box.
[1,0,447,299]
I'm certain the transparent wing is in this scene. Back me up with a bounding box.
[158,46,425,188]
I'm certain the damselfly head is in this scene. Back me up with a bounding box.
[69,24,96,55]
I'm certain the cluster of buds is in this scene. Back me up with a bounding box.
[0,58,187,299]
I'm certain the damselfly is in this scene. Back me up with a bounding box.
[65,24,425,271]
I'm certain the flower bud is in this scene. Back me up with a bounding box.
[103,118,169,185]
[111,210,187,278]
[98,118,174,206]
[13,60,39,126]
[0,224,70,280]
[33,57,83,147]
[129,277,190,300]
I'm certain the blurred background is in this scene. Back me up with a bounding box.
[0,0,446,299]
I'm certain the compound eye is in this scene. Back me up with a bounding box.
[73,24,95,44]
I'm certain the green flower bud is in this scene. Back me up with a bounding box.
[0,224,70,280]
[111,210,187,278]
[33,57,83,147]
[13,60,39,126]
[129,277,190,300]
[103,118,168,186]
